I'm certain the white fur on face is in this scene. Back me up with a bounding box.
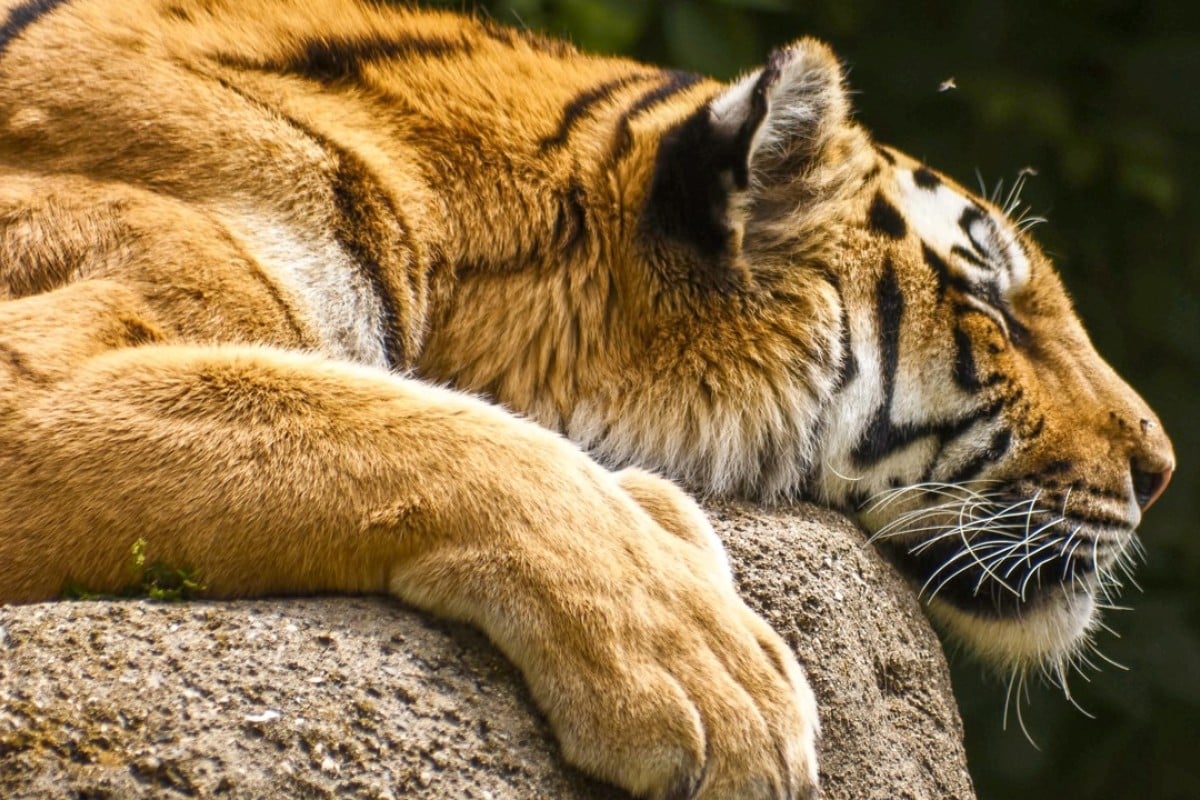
[895,168,1031,300]
[928,590,1098,673]
[812,167,1043,511]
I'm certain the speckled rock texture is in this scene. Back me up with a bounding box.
[0,502,975,800]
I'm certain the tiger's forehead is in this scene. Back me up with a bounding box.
[892,165,1032,299]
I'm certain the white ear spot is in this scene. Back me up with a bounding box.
[709,71,762,136]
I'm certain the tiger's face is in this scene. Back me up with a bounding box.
[811,148,1174,675]
[629,39,1174,678]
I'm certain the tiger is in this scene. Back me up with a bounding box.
[0,1,1175,798]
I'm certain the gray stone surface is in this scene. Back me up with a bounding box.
[0,502,975,799]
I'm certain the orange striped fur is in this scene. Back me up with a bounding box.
[0,3,1173,797]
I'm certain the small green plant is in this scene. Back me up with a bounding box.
[62,537,206,601]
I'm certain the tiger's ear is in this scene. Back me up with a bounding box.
[709,39,849,185]
[642,40,849,277]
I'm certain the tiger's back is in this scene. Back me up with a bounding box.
[0,1,754,416]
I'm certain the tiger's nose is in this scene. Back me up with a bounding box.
[1132,464,1172,512]
[1129,417,1174,512]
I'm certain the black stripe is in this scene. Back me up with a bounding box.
[328,149,411,370]
[952,326,982,392]
[875,259,903,408]
[624,70,704,122]
[828,274,858,392]
[610,70,705,164]
[958,205,991,258]
[922,242,972,299]
[853,269,1006,466]
[164,4,192,22]
[211,226,315,348]
[836,310,858,389]
[912,166,941,189]
[876,146,896,165]
[1003,310,1031,347]
[851,261,903,465]
[932,242,1033,349]
[217,34,469,84]
[941,428,1011,484]
[867,193,907,239]
[195,69,412,368]
[855,393,1007,470]
[1026,414,1045,437]
[876,260,903,398]
[539,74,649,152]
[0,0,71,58]
[553,180,590,255]
[950,243,988,269]
[636,77,744,281]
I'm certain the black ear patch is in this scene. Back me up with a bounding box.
[867,193,907,239]
[640,58,783,270]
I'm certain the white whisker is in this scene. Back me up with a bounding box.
[975,168,988,198]
[1014,670,1040,749]
[1002,668,1018,732]
[1093,602,1134,614]
[1018,550,1062,601]
[1088,642,1129,672]
[824,461,867,484]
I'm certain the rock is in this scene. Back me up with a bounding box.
[0,502,975,799]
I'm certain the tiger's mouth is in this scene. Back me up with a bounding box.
[861,482,1142,668]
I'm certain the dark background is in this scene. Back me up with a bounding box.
[422,1,1200,797]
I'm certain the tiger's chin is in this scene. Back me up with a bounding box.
[924,589,1100,674]
[873,524,1134,678]
[857,479,1143,677]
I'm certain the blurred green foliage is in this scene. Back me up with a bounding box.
[426,1,1200,797]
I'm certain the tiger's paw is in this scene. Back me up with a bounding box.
[533,475,820,799]
[387,442,818,798]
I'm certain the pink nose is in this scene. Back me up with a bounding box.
[1133,465,1173,512]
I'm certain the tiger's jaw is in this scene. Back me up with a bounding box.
[859,486,1143,672]
[927,588,1098,671]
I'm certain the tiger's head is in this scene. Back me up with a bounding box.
[611,40,1174,679]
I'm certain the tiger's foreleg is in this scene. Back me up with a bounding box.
[0,339,817,799]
